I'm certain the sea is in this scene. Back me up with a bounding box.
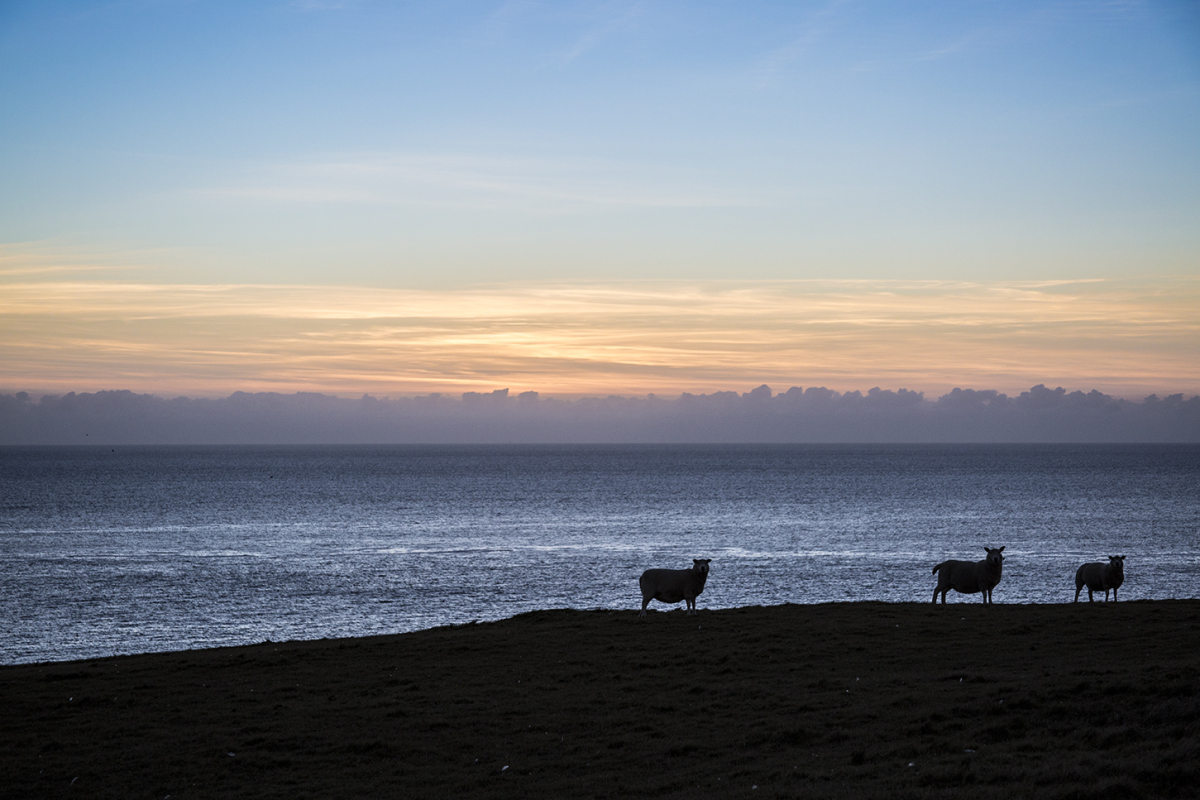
[1,444,1197,665]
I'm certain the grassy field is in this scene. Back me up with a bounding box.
[2,601,1198,799]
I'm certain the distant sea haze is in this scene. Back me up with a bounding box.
[2,384,1198,444]
[1,444,1197,664]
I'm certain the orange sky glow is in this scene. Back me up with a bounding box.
[3,274,1196,400]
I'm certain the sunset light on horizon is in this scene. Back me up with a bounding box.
[2,1,1197,408]
[2,257,1198,400]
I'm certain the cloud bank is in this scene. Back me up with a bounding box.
[2,385,1197,444]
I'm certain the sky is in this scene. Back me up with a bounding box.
[1,0,1197,400]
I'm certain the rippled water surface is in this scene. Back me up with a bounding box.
[2,444,1197,663]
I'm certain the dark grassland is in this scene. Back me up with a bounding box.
[2,601,1198,799]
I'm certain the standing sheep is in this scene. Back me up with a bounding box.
[931,546,1005,604]
[638,559,711,617]
[1075,555,1125,602]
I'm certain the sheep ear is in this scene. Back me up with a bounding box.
[998,546,1005,552]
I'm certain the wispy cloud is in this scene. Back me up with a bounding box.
[480,0,539,38]
[907,0,1152,67]
[290,0,356,11]
[2,275,1196,399]
[0,264,123,278]
[0,242,152,279]
[914,38,970,62]
[562,2,644,62]
[204,152,751,211]
[750,0,848,87]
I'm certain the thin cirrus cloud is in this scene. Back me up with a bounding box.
[561,4,645,63]
[1,274,1195,399]
[750,0,847,85]
[206,153,751,212]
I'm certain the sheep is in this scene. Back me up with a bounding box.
[931,546,1005,604]
[1075,555,1125,602]
[638,559,711,617]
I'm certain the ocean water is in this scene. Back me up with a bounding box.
[1,444,1197,665]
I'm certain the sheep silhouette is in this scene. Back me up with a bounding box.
[638,559,711,617]
[931,546,1005,604]
[1075,555,1125,602]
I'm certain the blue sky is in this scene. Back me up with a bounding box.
[1,1,1197,397]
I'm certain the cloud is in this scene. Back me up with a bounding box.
[0,241,152,278]
[749,0,848,86]
[2,384,1197,444]
[562,3,644,63]
[204,152,748,212]
[913,39,970,62]
[1,275,1197,400]
[290,0,356,10]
